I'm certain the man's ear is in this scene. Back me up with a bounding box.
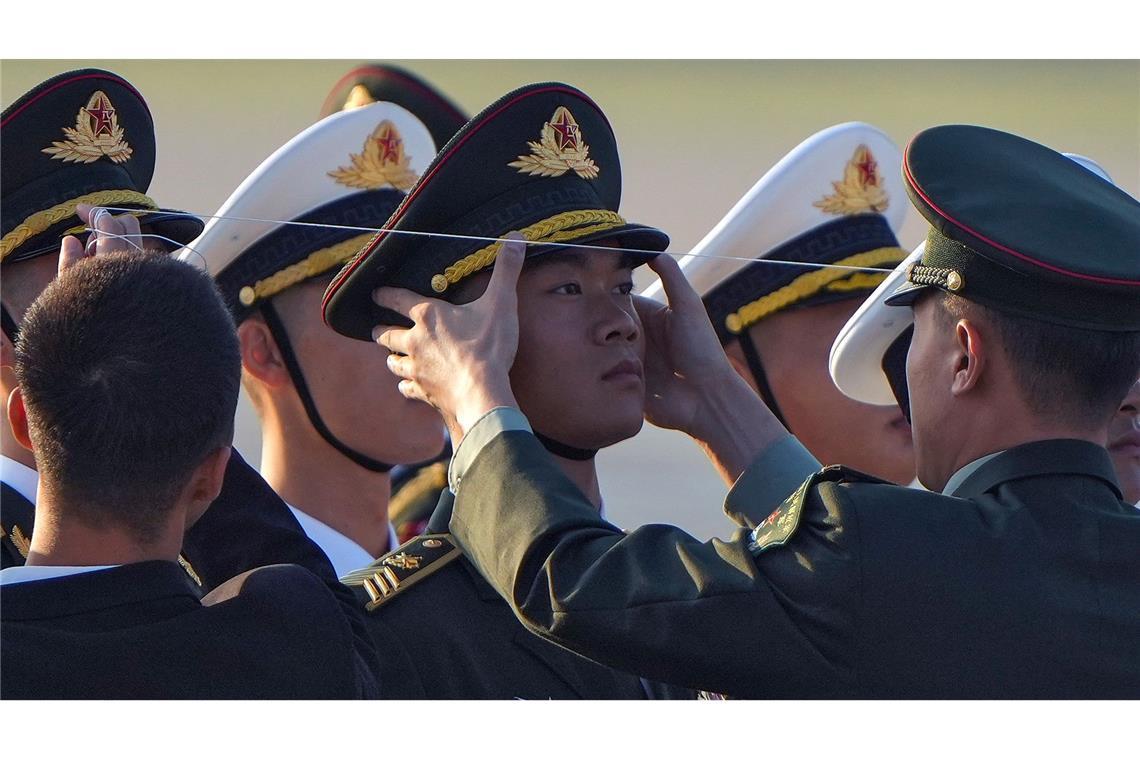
[951,318,986,397]
[238,317,290,389]
[182,446,232,531]
[6,387,34,452]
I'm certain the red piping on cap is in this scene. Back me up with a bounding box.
[321,65,467,122]
[2,72,149,128]
[322,85,606,311]
[903,144,1140,288]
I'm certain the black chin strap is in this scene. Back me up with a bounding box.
[259,301,394,473]
[737,332,789,429]
[881,325,914,424]
[1,304,19,345]
[532,430,597,461]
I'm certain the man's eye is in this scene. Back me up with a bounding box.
[553,283,582,295]
[616,282,634,295]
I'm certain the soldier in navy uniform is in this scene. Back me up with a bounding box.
[1,69,203,568]
[1,252,380,698]
[320,62,467,543]
[348,124,1140,697]
[324,82,691,698]
[189,100,448,577]
[640,122,914,487]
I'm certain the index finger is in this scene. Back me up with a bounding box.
[485,233,526,304]
[645,252,702,313]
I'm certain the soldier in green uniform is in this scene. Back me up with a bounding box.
[350,124,1140,697]
[324,82,690,698]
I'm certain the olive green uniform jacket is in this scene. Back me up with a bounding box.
[449,433,1140,698]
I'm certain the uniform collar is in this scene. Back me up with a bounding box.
[0,564,117,585]
[941,451,1003,496]
[0,455,38,505]
[948,439,1122,500]
[0,560,200,619]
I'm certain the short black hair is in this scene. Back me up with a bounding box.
[940,293,1140,427]
[15,252,241,542]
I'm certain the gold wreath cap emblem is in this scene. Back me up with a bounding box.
[508,106,599,180]
[813,144,889,216]
[42,90,133,165]
[328,120,419,191]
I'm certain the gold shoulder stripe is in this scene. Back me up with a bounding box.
[341,533,462,611]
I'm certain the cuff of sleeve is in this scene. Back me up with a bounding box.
[448,407,533,493]
[724,434,821,528]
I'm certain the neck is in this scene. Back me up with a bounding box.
[937,408,1107,490]
[260,414,393,558]
[550,454,603,510]
[26,487,181,567]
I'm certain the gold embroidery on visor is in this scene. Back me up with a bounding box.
[724,247,905,335]
[1,190,156,261]
[429,209,626,294]
[238,233,376,307]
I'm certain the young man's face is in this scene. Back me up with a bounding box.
[272,278,447,464]
[508,243,646,451]
[738,297,915,484]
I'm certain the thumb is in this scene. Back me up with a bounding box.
[486,232,527,304]
[57,235,86,274]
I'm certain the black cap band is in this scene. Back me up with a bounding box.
[888,228,1140,332]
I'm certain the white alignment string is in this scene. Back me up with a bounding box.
[82,228,211,272]
[96,207,900,274]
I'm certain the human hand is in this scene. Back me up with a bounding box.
[77,204,145,258]
[372,234,526,443]
[636,252,745,437]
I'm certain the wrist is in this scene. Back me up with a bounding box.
[454,373,517,439]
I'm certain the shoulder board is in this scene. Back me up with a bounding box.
[748,465,886,555]
[389,461,448,524]
[340,533,462,612]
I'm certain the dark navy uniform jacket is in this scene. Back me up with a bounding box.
[349,493,691,699]
[1,451,382,699]
[1,481,34,570]
[450,434,1140,699]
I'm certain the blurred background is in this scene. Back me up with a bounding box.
[3,60,1137,538]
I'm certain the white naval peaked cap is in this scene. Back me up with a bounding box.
[641,121,908,342]
[828,152,1116,407]
[180,101,436,318]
